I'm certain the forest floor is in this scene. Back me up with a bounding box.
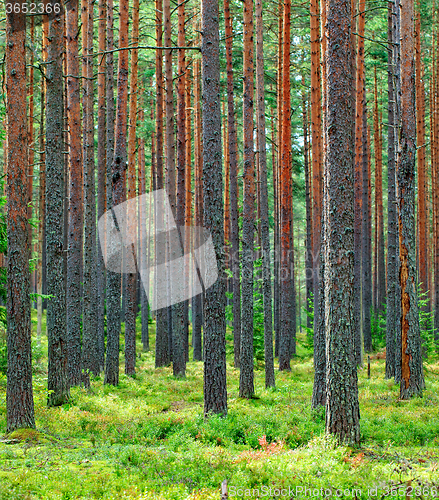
[1,312,439,499]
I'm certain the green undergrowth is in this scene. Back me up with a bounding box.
[0,311,438,499]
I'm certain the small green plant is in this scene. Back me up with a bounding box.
[252,256,265,363]
[0,324,6,375]
[418,284,436,359]
[301,293,314,350]
[225,253,265,364]
[371,306,386,351]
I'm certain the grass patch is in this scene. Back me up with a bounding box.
[0,312,438,498]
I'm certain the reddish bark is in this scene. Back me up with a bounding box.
[279,0,294,371]
[224,0,241,368]
[398,0,425,398]
[66,0,83,385]
[192,56,203,362]
[6,10,35,432]
[125,0,140,377]
[239,0,256,398]
[96,0,107,372]
[105,0,130,386]
[154,0,169,367]
[173,0,187,376]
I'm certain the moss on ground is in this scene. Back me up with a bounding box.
[0,312,438,498]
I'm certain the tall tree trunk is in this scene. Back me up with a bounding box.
[154,0,170,367]
[202,0,228,416]
[239,0,255,398]
[224,101,230,297]
[224,0,241,368]
[37,79,46,346]
[311,0,325,407]
[433,8,439,352]
[6,10,36,431]
[353,0,365,364]
[105,0,115,375]
[393,0,403,384]
[302,78,313,338]
[138,104,149,352]
[362,86,372,353]
[192,57,203,362]
[105,0,129,386]
[274,6,283,359]
[172,0,187,378]
[82,0,99,384]
[66,0,83,386]
[164,0,176,366]
[46,4,69,406]
[386,0,399,379]
[272,103,280,353]
[255,0,275,388]
[279,0,293,371]
[27,18,35,258]
[416,0,427,307]
[398,0,425,399]
[184,68,192,361]
[97,0,107,373]
[374,70,386,315]
[125,0,139,377]
[325,0,360,443]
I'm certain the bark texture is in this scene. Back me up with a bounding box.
[66,0,83,386]
[6,10,36,432]
[154,0,170,367]
[324,0,360,444]
[105,0,129,386]
[239,0,255,398]
[125,0,140,377]
[398,0,425,399]
[386,0,399,379]
[97,0,107,372]
[172,0,187,379]
[202,0,228,416]
[255,0,275,389]
[279,0,294,372]
[82,0,99,384]
[46,6,69,406]
[353,0,365,364]
[192,57,203,362]
[224,0,241,368]
[311,0,326,408]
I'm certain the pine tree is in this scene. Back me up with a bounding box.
[202,0,228,416]
[66,0,83,386]
[255,0,275,388]
[224,0,241,368]
[353,0,365,364]
[279,0,294,371]
[398,0,425,399]
[82,0,99,383]
[6,9,36,431]
[46,3,69,406]
[97,0,107,372]
[311,0,325,408]
[192,56,204,362]
[324,0,360,444]
[125,0,140,377]
[386,0,399,379]
[239,0,256,398]
[154,0,170,367]
[105,0,130,386]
